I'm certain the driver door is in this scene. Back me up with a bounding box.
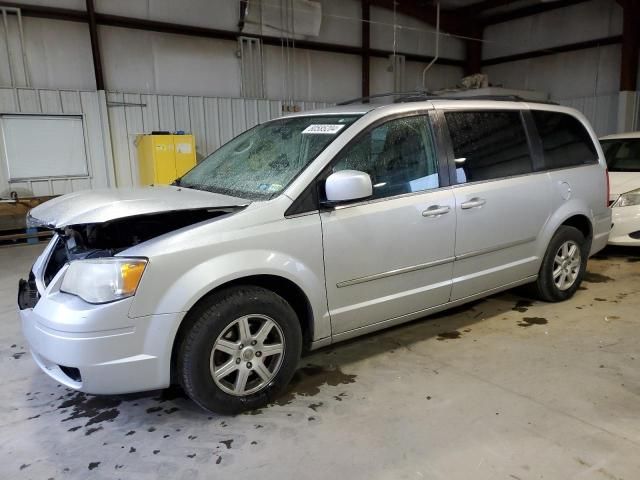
[320,114,456,335]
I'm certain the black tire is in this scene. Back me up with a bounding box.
[532,225,589,302]
[177,286,302,414]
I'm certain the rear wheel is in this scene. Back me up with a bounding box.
[177,286,302,414]
[532,225,588,302]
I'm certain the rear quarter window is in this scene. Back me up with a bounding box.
[531,110,598,169]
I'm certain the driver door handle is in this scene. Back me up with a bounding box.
[460,197,486,210]
[422,205,451,217]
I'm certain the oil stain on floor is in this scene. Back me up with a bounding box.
[59,392,121,428]
[517,317,548,327]
[512,299,533,313]
[437,331,462,340]
[273,364,357,406]
[40,386,191,439]
[583,272,614,283]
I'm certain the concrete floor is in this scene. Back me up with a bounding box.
[1,244,639,480]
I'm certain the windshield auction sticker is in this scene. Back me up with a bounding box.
[302,124,346,134]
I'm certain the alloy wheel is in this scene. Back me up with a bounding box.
[552,240,581,291]
[210,314,285,396]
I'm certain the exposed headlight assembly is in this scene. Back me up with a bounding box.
[61,258,147,304]
[613,188,640,207]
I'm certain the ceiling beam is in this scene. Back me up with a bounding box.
[86,0,105,90]
[370,48,462,65]
[0,1,464,68]
[482,35,622,66]
[0,1,86,22]
[361,0,371,98]
[95,12,239,41]
[483,0,591,25]
[619,0,639,91]
[464,24,483,75]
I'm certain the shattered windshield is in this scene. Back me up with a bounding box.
[179,115,361,199]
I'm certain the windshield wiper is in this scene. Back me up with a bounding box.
[173,177,201,191]
[174,181,220,195]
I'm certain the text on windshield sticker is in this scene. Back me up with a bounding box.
[302,124,346,134]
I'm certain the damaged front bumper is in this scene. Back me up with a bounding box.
[18,236,183,394]
[19,298,182,394]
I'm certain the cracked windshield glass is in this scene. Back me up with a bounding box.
[179,115,361,199]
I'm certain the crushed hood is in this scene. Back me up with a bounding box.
[609,172,640,196]
[28,185,249,228]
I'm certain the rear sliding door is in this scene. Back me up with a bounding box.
[442,109,552,300]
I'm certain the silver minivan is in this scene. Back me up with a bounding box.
[18,97,611,413]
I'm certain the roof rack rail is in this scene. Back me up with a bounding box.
[337,91,559,106]
[336,90,436,106]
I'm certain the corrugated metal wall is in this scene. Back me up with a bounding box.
[106,91,330,187]
[0,87,330,196]
[555,93,619,137]
[0,87,115,197]
[0,86,628,198]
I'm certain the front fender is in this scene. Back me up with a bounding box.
[129,249,330,340]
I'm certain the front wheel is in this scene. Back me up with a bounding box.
[177,286,302,414]
[532,225,589,302]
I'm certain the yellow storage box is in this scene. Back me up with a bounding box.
[136,134,196,185]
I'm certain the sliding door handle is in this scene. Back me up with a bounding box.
[460,197,486,210]
[422,205,451,217]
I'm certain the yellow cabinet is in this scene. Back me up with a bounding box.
[136,134,196,185]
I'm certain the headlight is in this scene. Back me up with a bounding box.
[61,258,147,304]
[613,188,640,207]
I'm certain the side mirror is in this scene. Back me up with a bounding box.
[324,170,373,203]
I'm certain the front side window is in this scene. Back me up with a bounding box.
[532,110,598,169]
[330,115,439,199]
[601,139,640,172]
[445,110,533,183]
[179,115,360,200]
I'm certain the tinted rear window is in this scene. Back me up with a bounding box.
[445,110,533,183]
[532,111,598,169]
